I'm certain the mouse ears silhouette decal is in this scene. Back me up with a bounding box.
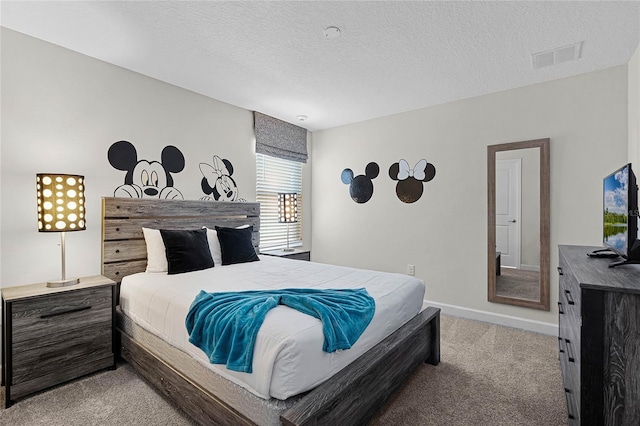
[341,162,380,204]
[389,159,436,203]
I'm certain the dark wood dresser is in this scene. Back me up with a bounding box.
[558,245,640,425]
[1,275,116,407]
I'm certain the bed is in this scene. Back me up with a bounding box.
[101,197,440,425]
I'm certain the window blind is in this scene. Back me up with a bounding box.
[256,153,303,249]
[254,111,308,163]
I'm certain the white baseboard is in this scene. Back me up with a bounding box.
[422,300,557,336]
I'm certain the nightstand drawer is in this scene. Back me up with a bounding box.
[11,352,114,400]
[283,251,310,261]
[11,322,112,384]
[11,286,112,343]
[260,249,311,261]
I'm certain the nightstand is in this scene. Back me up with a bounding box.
[1,275,116,407]
[260,248,311,261]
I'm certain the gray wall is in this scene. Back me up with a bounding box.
[1,26,636,331]
[628,45,639,243]
[630,45,639,166]
[310,66,629,326]
[0,28,312,287]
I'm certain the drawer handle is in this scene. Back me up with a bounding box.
[558,337,565,353]
[557,267,564,276]
[565,339,575,362]
[564,290,575,305]
[564,391,576,420]
[558,302,564,315]
[40,305,91,319]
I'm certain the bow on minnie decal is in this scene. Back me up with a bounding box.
[389,159,436,203]
[397,159,428,180]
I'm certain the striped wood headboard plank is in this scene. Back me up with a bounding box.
[101,197,261,283]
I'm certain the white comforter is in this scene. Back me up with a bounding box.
[119,255,425,400]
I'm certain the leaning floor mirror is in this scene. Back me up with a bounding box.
[487,138,550,310]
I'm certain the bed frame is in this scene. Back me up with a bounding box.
[101,197,440,425]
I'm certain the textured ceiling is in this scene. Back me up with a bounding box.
[2,1,639,131]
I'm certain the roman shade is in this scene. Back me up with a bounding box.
[254,112,308,163]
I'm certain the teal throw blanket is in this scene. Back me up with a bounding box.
[185,288,376,373]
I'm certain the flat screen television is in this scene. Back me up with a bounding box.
[602,163,640,267]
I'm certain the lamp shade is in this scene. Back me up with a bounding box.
[277,193,298,224]
[36,174,86,232]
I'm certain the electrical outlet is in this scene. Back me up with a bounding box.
[407,264,415,276]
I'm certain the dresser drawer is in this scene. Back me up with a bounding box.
[559,294,581,346]
[559,337,580,378]
[10,286,112,343]
[562,288,580,321]
[560,352,581,421]
[560,272,581,316]
[564,387,580,425]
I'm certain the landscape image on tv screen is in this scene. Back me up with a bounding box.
[604,166,629,253]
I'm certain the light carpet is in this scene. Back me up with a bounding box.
[0,315,567,425]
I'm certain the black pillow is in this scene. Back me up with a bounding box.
[160,229,214,275]
[215,226,260,265]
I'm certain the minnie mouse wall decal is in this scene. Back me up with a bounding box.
[389,159,436,203]
[199,155,245,202]
[341,162,380,204]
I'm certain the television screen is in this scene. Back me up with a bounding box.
[603,164,631,255]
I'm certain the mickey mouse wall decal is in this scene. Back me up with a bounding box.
[388,159,436,203]
[107,140,185,199]
[341,162,380,204]
[199,155,245,202]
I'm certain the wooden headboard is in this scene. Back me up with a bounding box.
[101,197,260,284]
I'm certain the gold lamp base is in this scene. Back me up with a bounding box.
[46,277,79,288]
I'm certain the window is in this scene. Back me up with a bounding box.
[256,153,303,249]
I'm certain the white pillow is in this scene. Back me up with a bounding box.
[142,227,168,273]
[205,228,223,267]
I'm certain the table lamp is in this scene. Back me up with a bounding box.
[278,193,298,252]
[36,173,86,287]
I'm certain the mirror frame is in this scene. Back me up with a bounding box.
[487,138,550,311]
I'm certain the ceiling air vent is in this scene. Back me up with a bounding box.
[532,41,583,69]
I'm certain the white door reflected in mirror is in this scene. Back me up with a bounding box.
[495,158,521,269]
